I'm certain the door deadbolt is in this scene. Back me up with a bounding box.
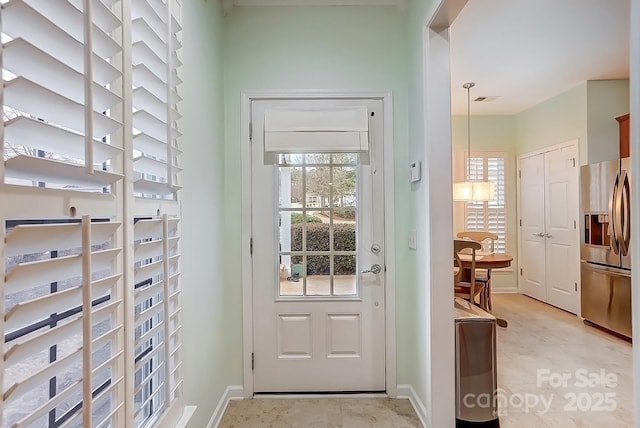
[371,244,381,254]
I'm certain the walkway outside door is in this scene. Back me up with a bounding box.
[250,98,386,392]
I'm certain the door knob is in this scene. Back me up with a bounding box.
[545,233,552,238]
[534,232,545,237]
[362,264,382,274]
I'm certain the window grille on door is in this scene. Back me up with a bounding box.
[277,153,358,297]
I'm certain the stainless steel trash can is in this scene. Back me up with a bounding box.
[454,297,500,428]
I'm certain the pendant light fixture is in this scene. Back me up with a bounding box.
[453,82,495,202]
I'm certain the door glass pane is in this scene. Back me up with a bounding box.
[334,255,357,295]
[307,255,331,296]
[278,153,358,298]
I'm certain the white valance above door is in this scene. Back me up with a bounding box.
[263,106,369,153]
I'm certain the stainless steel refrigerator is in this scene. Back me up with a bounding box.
[580,157,631,338]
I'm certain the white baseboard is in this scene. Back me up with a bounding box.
[206,385,244,428]
[492,287,519,294]
[396,384,427,428]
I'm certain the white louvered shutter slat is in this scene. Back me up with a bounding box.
[133,86,166,121]
[8,380,83,428]
[133,214,182,426]
[132,0,182,201]
[2,0,124,193]
[5,116,123,164]
[68,0,121,33]
[5,78,121,138]
[5,273,118,332]
[2,218,124,427]
[3,38,121,112]
[133,64,166,101]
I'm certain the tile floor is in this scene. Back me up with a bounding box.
[218,294,634,427]
[494,294,633,427]
[218,397,420,427]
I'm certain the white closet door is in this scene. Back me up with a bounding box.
[518,142,580,314]
[519,153,547,302]
[544,145,580,314]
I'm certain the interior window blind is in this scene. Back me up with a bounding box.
[131,0,182,199]
[2,0,124,192]
[263,106,369,154]
[3,217,124,427]
[465,154,507,252]
[133,216,182,427]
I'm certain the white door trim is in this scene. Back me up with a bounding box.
[240,89,396,398]
[518,139,581,159]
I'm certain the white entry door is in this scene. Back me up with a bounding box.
[250,98,386,392]
[518,142,579,314]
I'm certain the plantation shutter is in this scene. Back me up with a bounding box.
[133,216,181,425]
[465,153,507,252]
[2,0,124,191]
[1,1,128,427]
[2,0,185,427]
[3,218,123,427]
[130,0,184,426]
[131,0,182,199]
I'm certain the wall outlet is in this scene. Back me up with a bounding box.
[408,229,417,250]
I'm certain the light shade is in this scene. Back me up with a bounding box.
[264,106,369,153]
[453,181,495,201]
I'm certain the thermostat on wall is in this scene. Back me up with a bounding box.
[409,160,421,182]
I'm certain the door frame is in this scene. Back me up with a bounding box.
[240,90,397,398]
[516,138,581,316]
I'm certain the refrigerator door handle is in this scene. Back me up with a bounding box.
[609,172,621,255]
[581,260,632,278]
[619,170,631,256]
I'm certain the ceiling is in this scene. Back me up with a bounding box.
[225,0,631,116]
[450,0,630,115]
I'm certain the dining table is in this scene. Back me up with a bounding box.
[457,251,513,327]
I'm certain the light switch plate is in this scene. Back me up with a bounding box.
[409,161,421,182]
[408,229,417,250]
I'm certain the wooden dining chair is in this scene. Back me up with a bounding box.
[456,231,498,310]
[453,239,486,309]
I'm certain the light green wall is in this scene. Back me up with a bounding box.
[222,1,410,393]
[516,82,588,162]
[515,79,629,164]
[586,79,630,162]
[452,115,518,291]
[182,2,228,427]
